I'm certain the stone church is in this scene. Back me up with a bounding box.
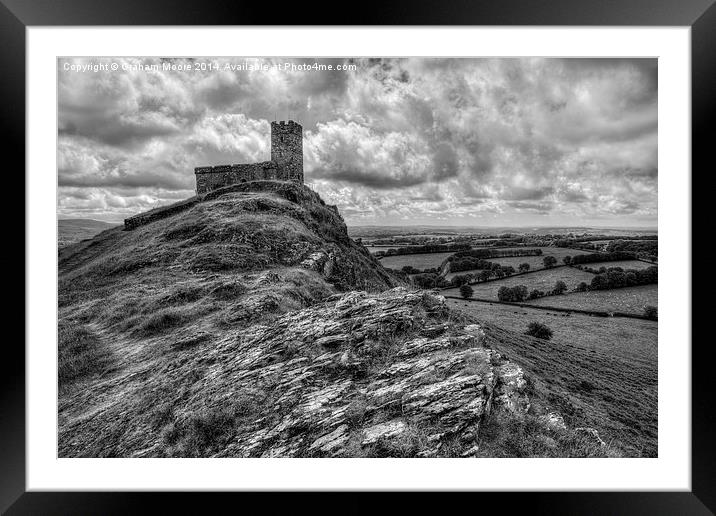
[194,120,303,194]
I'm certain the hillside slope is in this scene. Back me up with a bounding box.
[58,181,615,458]
[58,218,118,248]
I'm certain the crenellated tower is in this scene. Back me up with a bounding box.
[194,119,304,195]
[271,120,304,183]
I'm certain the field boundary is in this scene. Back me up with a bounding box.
[444,295,655,320]
[440,264,569,288]
[376,245,545,260]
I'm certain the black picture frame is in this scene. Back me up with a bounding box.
[3,0,711,513]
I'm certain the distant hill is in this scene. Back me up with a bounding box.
[57,180,620,458]
[348,225,657,239]
[58,219,118,249]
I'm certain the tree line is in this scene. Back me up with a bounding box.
[374,242,471,258]
[446,248,542,273]
[588,265,657,290]
[568,251,638,265]
[456,265,657,303]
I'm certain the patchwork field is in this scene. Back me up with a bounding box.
[580,260,655,270]
[487,254,550,270]
[446,298,658,456]
[443,266,595,300]
[447,247,593,277]
[364,245,409,254]
[446,268,485,280]
[538,246,592,258]
[379,252,454,270]
[525,284,658,315]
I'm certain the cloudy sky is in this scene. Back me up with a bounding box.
[58,57,657,227]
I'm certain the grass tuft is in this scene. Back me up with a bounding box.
[476,411,620,458]
[58,322,109,386]
[135,308,189,336]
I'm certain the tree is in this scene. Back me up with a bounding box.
[575,282,589,292]
[526,322,553,340]
[451,274,469,287]
[606,270,627,288]
[503,266,516,277]
[518,263,530,273]
[494,268,505,279]
[497,286,511,301]
[513,285,529,302]
[528,289,544,300]
[459,284,474,299]
[563,255,572,266]
[590,274,608,290]
[412,273,437,289]
[435,277,450,288]
[644,305,658,320]
[498,285,528,302]
[552,280,567,295]
[479,270,492,282]
[543,256,558,269]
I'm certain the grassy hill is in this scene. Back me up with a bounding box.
[58,181,623,458]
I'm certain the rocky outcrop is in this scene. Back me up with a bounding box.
[155,288,534,458]
[59,284,598,458]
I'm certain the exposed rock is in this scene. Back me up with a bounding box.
[59,287,535,458]
[362,420,406,445]
[309,424,350,453]
[300,251,328,271]
[182,288,530,457]
[493,362,531,414]
[540,412,567,431]
[574,427,607,447]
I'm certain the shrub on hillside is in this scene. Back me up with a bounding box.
[526,322,553,340]
[518,263,530,273]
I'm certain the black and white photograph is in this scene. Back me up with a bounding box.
[57,56,658,459]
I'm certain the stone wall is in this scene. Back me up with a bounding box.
[195,161,278,194]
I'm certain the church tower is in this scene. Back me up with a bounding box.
[271,120,303,183]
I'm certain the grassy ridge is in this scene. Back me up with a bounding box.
[447,298,657,456]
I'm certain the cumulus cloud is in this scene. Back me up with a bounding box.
[58,57,657,226]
